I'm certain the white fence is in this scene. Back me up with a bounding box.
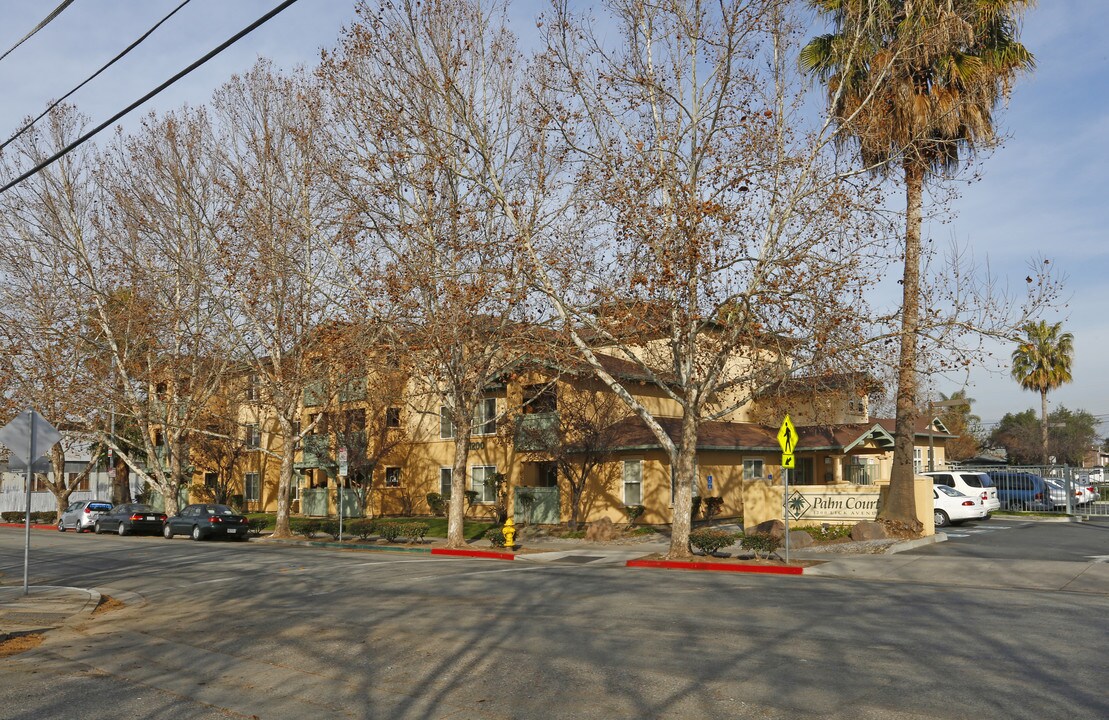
[0,471,137,514]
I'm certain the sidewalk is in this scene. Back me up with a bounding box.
[0,585,101,636]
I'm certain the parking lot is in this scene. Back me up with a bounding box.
[906,516,1109,563]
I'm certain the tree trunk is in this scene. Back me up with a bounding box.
[49,445,73,516]
[1040,389,1049,466]
[273,416,295,538]
[446,429,472,548]
[881,159,925,529]
[112,459,131,505]
[667,412,698,560]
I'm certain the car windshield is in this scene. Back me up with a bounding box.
[974,474,993,487]
[130,504,154,513]
[936,486,965,497]
[205,505,235,515]
[88,502,113,511]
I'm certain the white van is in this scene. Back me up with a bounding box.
[924,471,1000,517]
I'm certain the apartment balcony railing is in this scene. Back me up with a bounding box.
[514,412,560,453]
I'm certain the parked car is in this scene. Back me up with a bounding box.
[164,504,249,541]
[924,471,1001,517]
[933,485,987,528]
[57,500,113,533]
[986,471,1054,511]
[1041,477,1076,509]
[94,503,167,536]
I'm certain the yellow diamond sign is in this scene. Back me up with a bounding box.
[777,414,798,455]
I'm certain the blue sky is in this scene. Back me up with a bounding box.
[0,0,1104,436]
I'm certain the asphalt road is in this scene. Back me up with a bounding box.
[1,529,1107,720]
[907,517,1109,562]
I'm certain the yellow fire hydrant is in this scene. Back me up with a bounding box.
[501,518,516,549]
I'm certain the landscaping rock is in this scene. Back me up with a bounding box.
[585,517,621,541]
[850,521,888,541]
[787,530,814,549]
[748,519,785,539]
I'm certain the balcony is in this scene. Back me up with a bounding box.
[514,413,560,452]
[844,464,874,486]
[297,434,333,469]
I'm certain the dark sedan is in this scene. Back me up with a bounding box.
[164,504,249,541]
[94,503,167,536]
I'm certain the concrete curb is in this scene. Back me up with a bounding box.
[431,548,515,561]
[627,559,804,575]
[0,523,57,531]
[885,533,948,555]
[256,537,431,553]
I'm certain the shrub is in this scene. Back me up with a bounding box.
[740,533,781,558]
[293,518,321,539]
[463,490,479,509]
[624,505,645,524]
[402,522,429,544]
[487,528,506,547]
[702,497,724,521]
[2,512,24,523]
[377,521,402,542]
[246,518,267,537]
[689,528,737,555]
[426,492,446,517]
[320,520,341,541]
[349,518,375,540]
[32,511,57,524]
[799,524,852,542]
[690,496,702,520]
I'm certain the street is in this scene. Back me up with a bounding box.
[1,528,1107,719]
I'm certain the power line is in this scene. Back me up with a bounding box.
[0,0,302,197]
[1,0,195,153]
[0,0,78,64]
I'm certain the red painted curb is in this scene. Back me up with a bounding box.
[431,548,516,561]
[0,523,57,531]
[626,559,804,575]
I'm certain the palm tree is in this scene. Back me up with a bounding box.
[801,0,1034,525]
[1011,321,1074,465]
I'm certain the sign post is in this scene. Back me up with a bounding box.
[337,447,349,543]
[777,415,798,565]
[0,410,63,595]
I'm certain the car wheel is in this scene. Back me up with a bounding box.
[94,521,102,534]
[117,523,128,537]
[57,520,65,532]
[934,509,950,528]
[984,512,992,520]
[163,524,174,539]
[191,525,203,541]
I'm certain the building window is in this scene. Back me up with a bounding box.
[913,447,923,473]
[245,473,261,502]
[440,406,455,439]
[743,459,765,481]
[522,384,557,414]
[623,460,642,506]
[471,465,497,503]
[292,472,304,501]
[440,467,452,498]
[246,373,260,401]
[474,398,496,436]
[794,457,815,485]
[385,407,401,428]
[245,424,261,449]
[204,472,218,490]
[385,467,401,488]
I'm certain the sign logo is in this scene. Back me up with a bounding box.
[787,491,810,519]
